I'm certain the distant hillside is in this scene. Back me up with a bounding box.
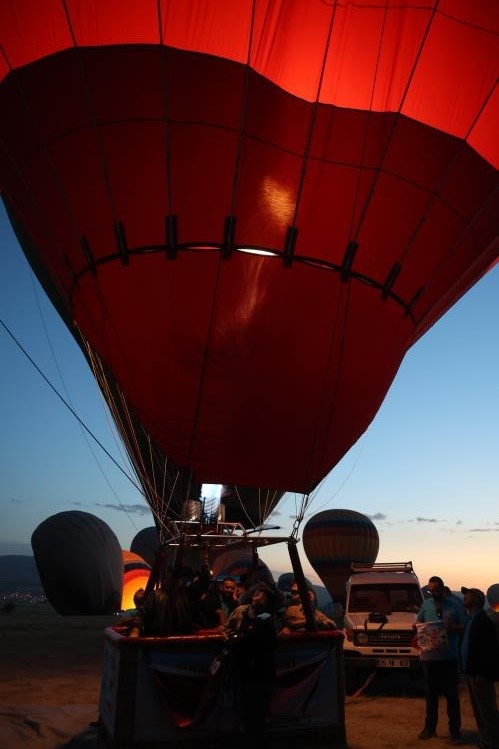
[0,555,42,593]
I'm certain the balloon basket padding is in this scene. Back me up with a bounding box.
[98,626,347,748]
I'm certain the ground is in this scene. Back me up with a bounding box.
[0,604,491,748]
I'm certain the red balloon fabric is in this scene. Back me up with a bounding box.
[1,2,498,496]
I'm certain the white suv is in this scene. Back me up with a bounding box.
[342,562,423,694]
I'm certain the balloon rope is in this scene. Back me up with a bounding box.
[350,3,439,244]
[291,493,311,539]
[81,338,179,523]
[61,0,120,227]
[291,3,337,226]
[0,315,143,494]
[233,485,262,530]
[86,343,188,525]
[227,0,257,218]
[29,274,136,520]
[346,2,389,243]
[83,347,152,488]
[156,0,174,216]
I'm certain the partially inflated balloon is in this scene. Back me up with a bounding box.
[121,550,150,611]
[211,548,273,587]
[131,527,160,567]
[31,511,123,615]
[486,584,499,612]
[303,510,379,604]
[131,525,213,572]
[277,572,314,594]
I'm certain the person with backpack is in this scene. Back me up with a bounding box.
[461,586,499,749]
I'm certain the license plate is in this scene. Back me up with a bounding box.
[376,658,410,668]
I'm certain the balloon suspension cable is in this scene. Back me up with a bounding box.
[82,335,193,528]
[144,545,166,596]
[234,485,262,530]
[287,537,317,632]
[0,316,142,494]
[291,493,311,539]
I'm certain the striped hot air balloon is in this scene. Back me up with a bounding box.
[303,509,379,604]
[121,550,151,611]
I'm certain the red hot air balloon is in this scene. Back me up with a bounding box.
[0,2,497,523]
[303,509,379,603]
[31,511,123,615]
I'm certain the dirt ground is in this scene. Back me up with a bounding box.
[0,605,489,748]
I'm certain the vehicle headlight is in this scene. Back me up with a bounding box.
[356,631,369,645]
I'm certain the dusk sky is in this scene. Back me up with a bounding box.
[1,200,498,594]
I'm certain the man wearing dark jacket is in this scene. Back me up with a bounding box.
[461,586,499,749]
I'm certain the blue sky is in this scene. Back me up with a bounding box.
[1,201,498,594]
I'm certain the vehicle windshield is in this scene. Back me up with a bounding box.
[348,584,422,613]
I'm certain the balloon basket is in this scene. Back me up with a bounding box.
[98,626,346,748]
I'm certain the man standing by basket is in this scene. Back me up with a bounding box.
[415,576,466,742]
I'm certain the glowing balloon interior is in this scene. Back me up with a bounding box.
[121,551,151,611]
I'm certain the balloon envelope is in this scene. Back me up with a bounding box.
[131,525,218,572]
[277,572,315,593]
[303,509,379,603]
[31,511,123,615]
[211,548,273,586]
[1,2,498,504]
[486,584,499,612]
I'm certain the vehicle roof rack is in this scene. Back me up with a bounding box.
[350,561,414,574]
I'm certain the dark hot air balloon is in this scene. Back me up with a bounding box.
[211,548,274,587]
[303,509,379,603]
[31,511,123,615]
[131,527,160,568]
[487,584,499,613]
[277,572,314,594]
